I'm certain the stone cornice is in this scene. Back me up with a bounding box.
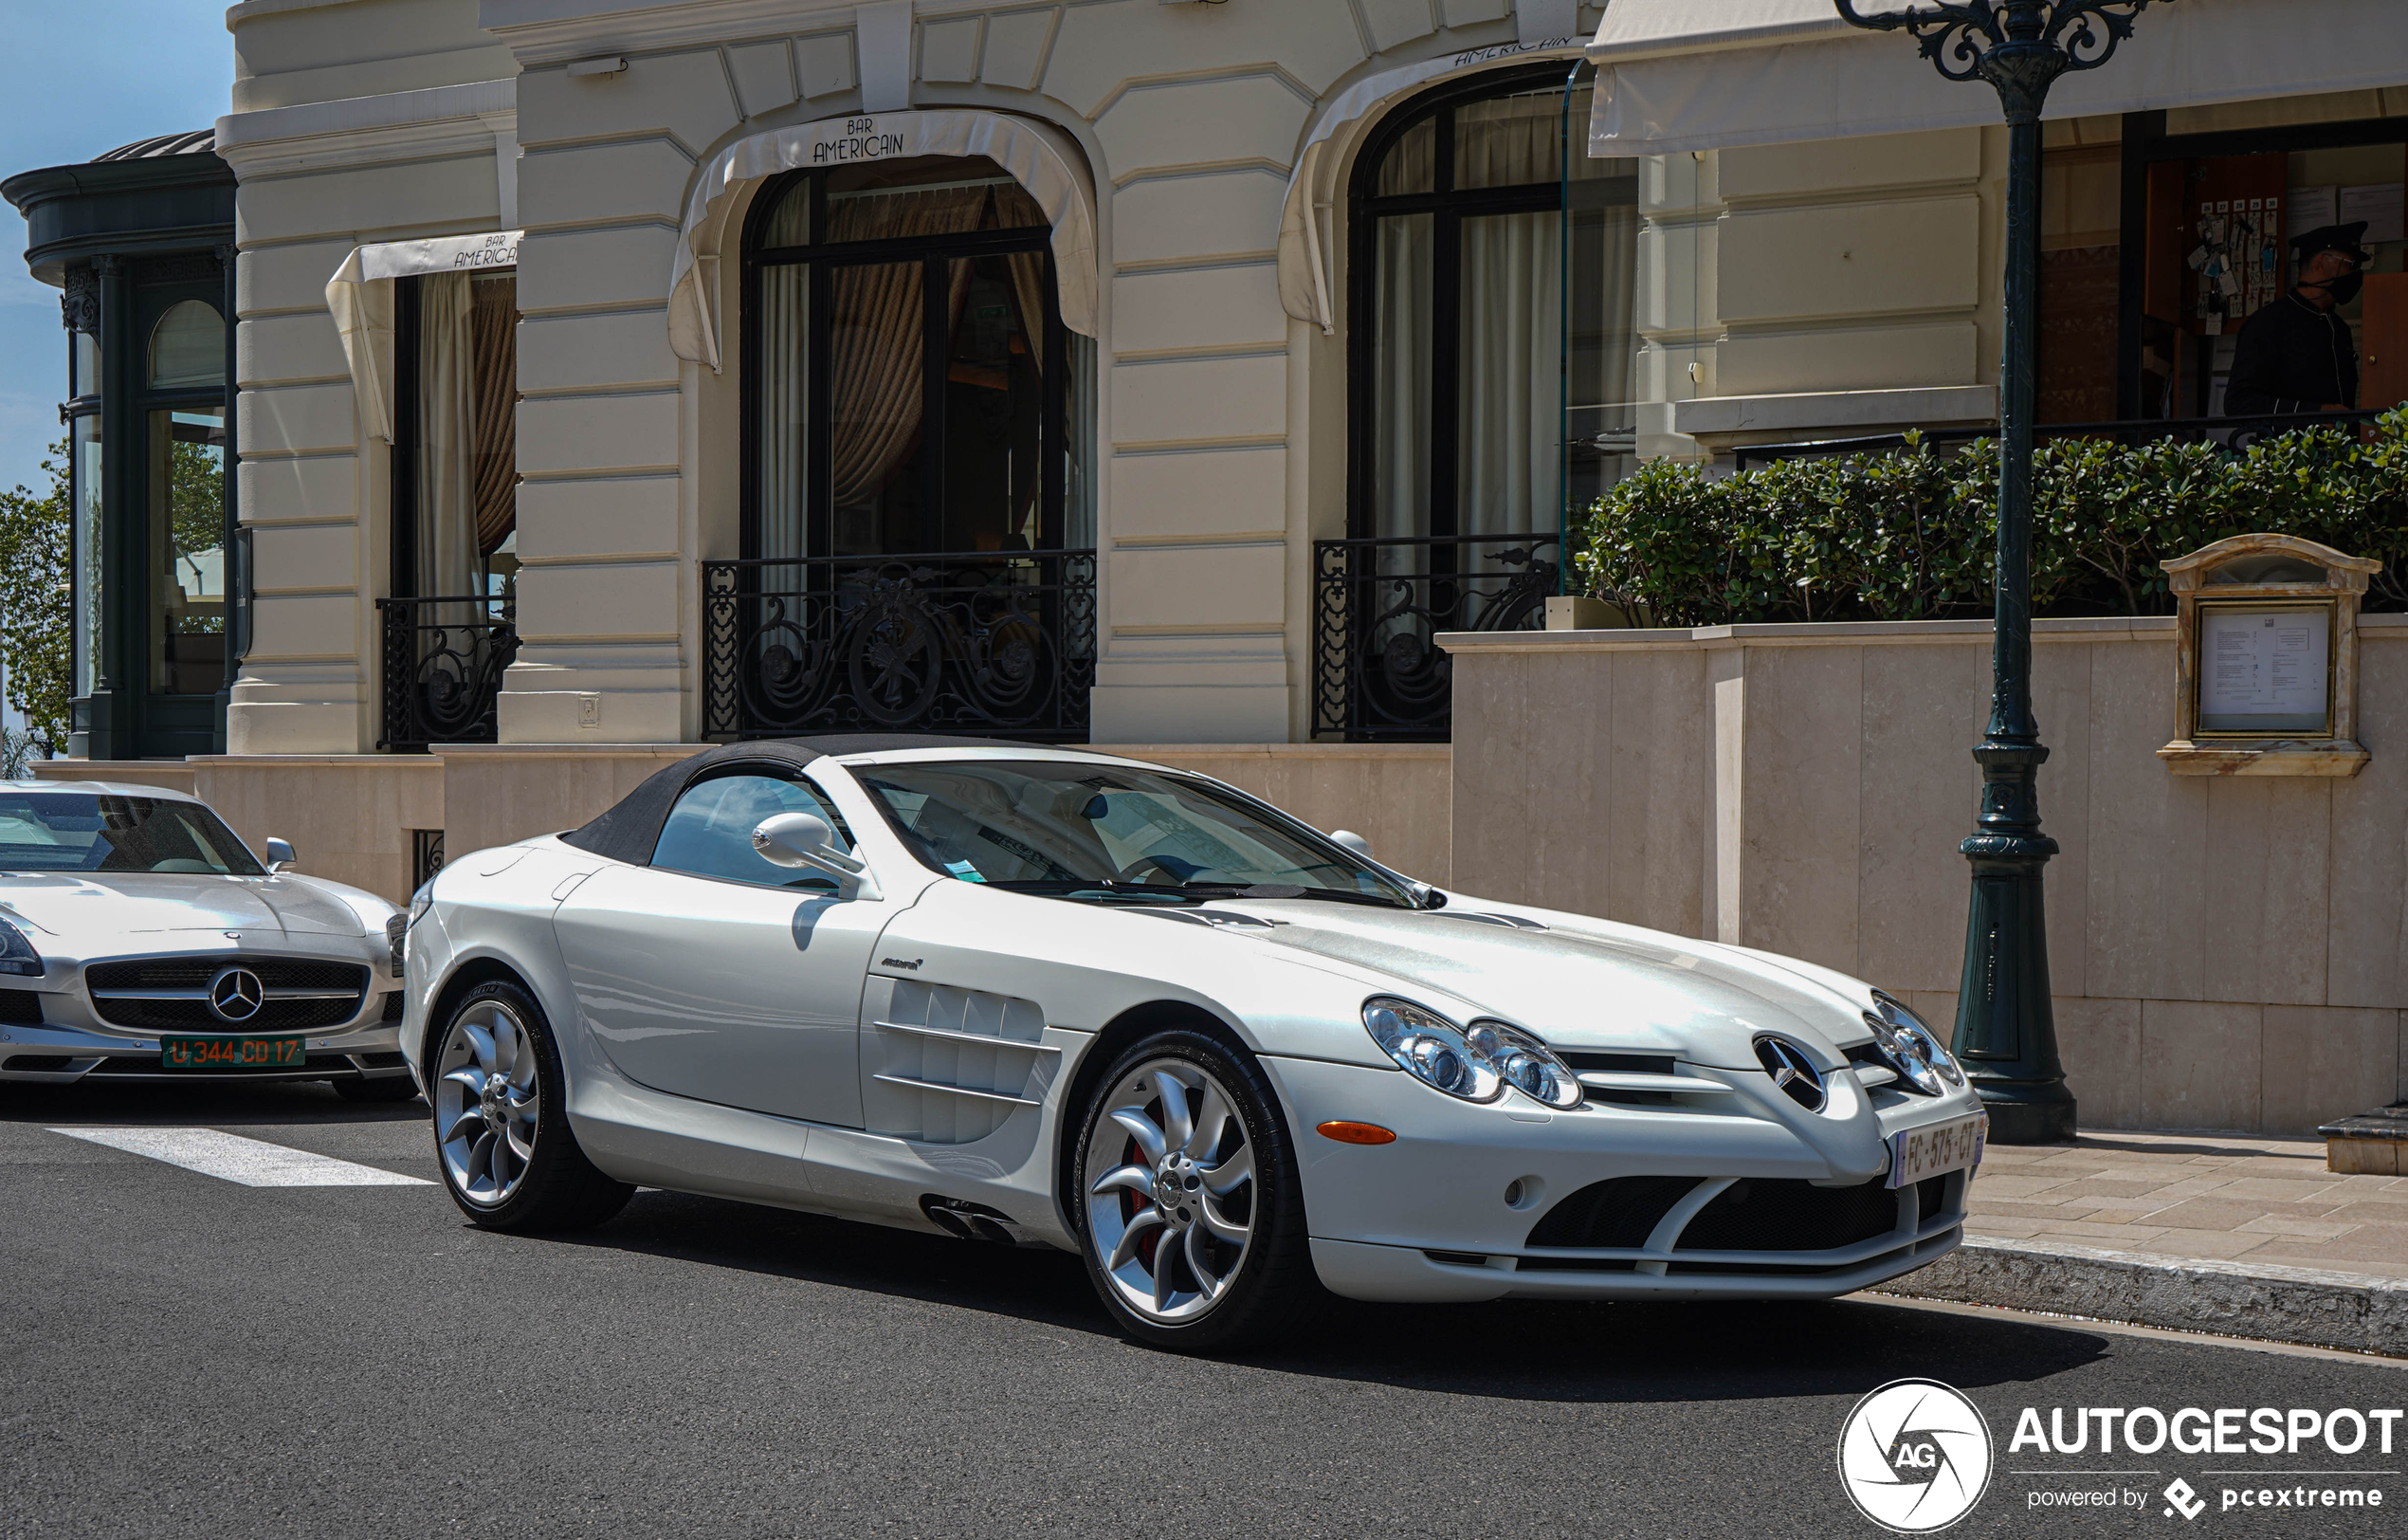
[481,0,867,64]
[214,79,518,178]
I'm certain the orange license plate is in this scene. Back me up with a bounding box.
[160,1036,305,1070]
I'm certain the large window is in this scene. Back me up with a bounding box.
[743,154,1094,560]
[137,296,226,702]
[1348,70,1641,544]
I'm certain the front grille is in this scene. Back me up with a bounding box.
[92,997,360,1032]
[1525,1176,1702,1250]
[3,1054,72,1072]
[86,958,368,992]
[1675,1177,1901,1253]
[1560,1052,1675,1075]
[84,955,369,1032]
[86,1052,360,1076]
[0,989,42,1025]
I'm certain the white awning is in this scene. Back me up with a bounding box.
[1588,0,2408,155]
[1277,40,1587,333]
[666,109,1100,371]
[324,231,520,444]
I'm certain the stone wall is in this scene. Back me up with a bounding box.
[1443,615,2408,1135]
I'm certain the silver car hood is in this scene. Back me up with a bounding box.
[0,871,371,946]
[1209,900,1875,1071]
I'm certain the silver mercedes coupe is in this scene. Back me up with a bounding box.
[0,780,410,1097]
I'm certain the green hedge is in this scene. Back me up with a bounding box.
[1575,409,2408,626]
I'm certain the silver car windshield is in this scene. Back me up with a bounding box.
[0,793,265,876]
[854,761,1415,908]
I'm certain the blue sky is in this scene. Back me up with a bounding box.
[1,5,234,503]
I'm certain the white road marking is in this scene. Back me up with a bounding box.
[48,1127,431,1187]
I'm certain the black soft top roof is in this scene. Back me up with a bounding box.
[557,733,1031,868]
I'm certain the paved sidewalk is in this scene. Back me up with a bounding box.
[1965,1130,2408,1280]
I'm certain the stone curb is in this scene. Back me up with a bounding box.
[1875,1234,2408,1358]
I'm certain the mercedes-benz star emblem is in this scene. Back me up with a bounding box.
[1754,1035,1827,1111]
[207,966,265,1023]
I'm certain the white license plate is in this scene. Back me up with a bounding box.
[1887,1112,1986,1189]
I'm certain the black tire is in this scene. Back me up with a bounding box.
[1071,1027,1328,1353]
[334,1075,421,1104]
[429,980,631,1232]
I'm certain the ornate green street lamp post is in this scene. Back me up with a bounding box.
[1833,0,2166,1143]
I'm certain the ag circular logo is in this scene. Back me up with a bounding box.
[207,966,265,1023]
[1836,1378,1993,1532]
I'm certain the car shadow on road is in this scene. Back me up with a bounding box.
[0,1080,428,1127]
[550,1187,2112,1402]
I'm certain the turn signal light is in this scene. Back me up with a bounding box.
[1317,1121,1396,1145]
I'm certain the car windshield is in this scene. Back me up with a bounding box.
[853,760,1416,908]
[0,792,265,876]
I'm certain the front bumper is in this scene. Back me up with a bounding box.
[0,986,408,1087]
[1264,1054,1979,1303]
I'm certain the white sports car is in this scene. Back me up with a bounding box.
[0,781,411,1096]
[400,737,1984,1350]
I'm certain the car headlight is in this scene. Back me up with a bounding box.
[408,881,434,929]
[0,917,42,978]
[1869,991,1963,1092]
[1361,999,1583,1109]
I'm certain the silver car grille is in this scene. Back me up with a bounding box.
[83,956,369,1033]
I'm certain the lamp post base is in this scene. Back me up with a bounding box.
[1968,1075,2078,1145]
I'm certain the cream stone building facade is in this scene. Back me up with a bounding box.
[17,2,2408,1133]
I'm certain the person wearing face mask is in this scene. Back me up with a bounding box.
[2224,222,2371,416]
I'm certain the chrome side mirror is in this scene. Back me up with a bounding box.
[751,814,878,900]
[1329,829,1375,861]
[264,836,296,873]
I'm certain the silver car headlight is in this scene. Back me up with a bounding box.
[0,916,44,978]
[1360,999,1583,1109]
[1870,991,1963,1092]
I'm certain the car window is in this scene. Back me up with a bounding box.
[854,761,1414,907]
[649,772,854,890]
[0,793,265,875]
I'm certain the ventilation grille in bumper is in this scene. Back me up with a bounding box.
[0,989,42,1025]
[1520,1172,1960,1270]
[1523,1175,1700,1249]
[85,1052,362,1076]
[1674,1176,1900,1253]
[3,1054,72,1072]
[379,991,405,1022]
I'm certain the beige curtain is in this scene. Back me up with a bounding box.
[758,264,810,565]
[824,186,989,518]
[1456,211,1562,539]
[469,274,518,558]
[416,273,478,596]
[1372,214,1433,543]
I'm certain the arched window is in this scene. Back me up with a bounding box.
[744,154,1093,560]
[148,298,224,390]
[1347,69,1640,544]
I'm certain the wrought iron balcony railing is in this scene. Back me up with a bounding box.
[376,595,517,752]
[702,550,1097,742]
[1313,532,1560,742]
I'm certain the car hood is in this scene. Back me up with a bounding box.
[0,871,371,947]
[1204,900,1877,1071]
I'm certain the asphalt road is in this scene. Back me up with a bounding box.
[5,1080,2403,1540]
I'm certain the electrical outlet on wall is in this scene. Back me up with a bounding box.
[577,695,600,729]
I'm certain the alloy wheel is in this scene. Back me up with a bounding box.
[1082,1058,1256,1324]
[433,999,541,1206]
